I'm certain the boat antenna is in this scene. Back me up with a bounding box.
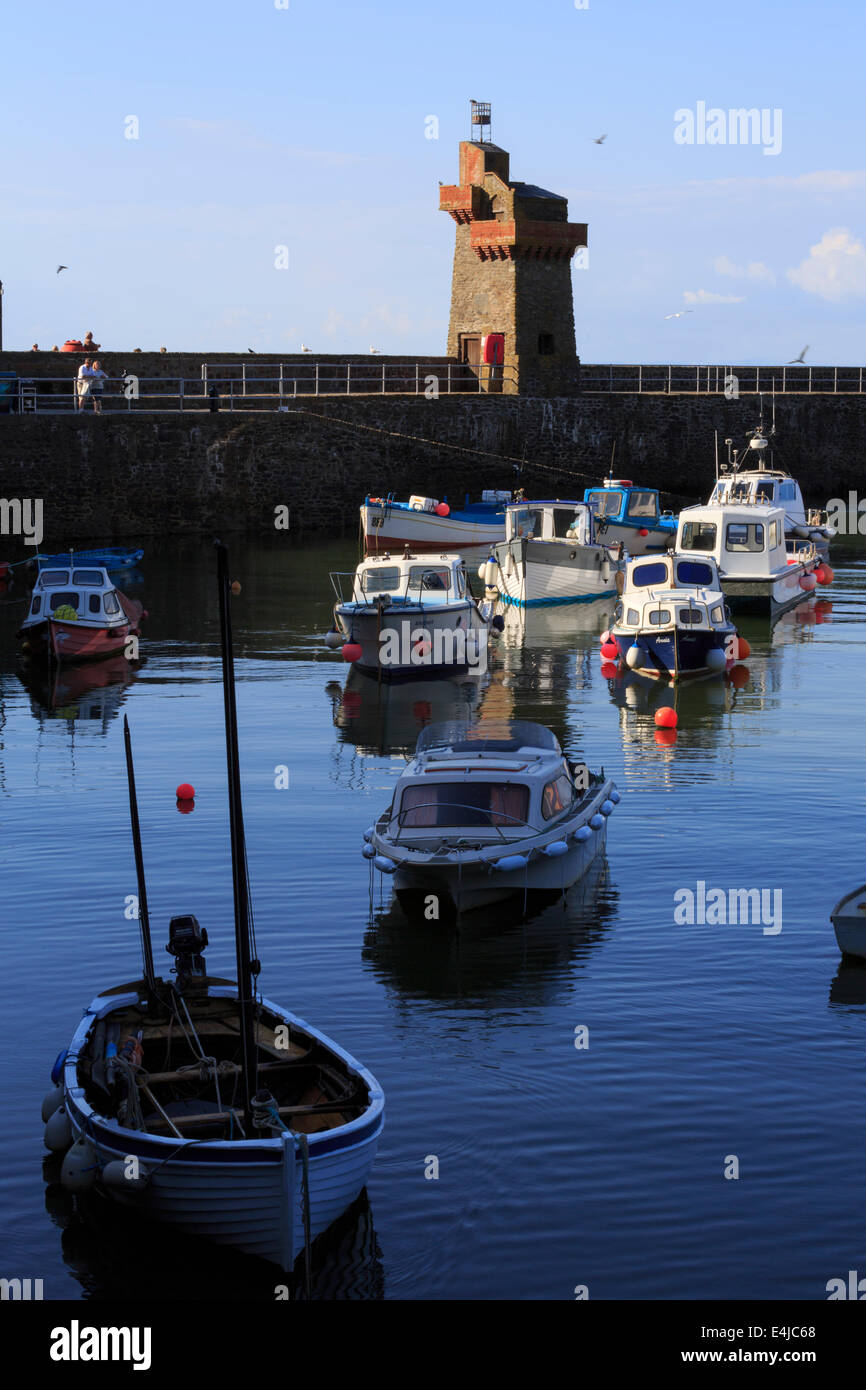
[608,440,616,483]
[714,430,719,484]
[215,541,258,1133]
[122,715,157,995]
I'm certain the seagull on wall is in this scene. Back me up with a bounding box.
[56,265,68,274]
[247,348,256,354]
[664,309,694,319]
[787,345,809,364]
[369,346,382,354]
[301,344,313,353]
[591,135,607,145]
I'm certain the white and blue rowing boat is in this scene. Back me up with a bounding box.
[42,544,384,1274]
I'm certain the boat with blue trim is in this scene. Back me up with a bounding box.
[364,718,617,918]
[583,477,678,554]
[488,499,623,607]
[610,553,737,680]
[42,545,384,1273]
[362,491,511,553]
[37,546,144,573]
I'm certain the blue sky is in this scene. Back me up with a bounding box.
[3,0,865,363]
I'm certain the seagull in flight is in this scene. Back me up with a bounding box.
[664,309,694,319]
[592,135,607,145]
[56,265,68,274]
[787,345,809,364]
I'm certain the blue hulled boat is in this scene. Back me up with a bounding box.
[610,553,736,680]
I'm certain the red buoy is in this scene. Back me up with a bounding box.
[176,782,195,800]
[600,641,619,661]
[817,565,834,585]
[654,728,677,747]
[799,574,817,591]
[654,707,678,729]
[600,661,619,679]
[734,635,751,660]
[435,502,450,517]
[341,643,362,663]
[638,528,649,537]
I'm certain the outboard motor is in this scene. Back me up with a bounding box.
[166,915,209,992]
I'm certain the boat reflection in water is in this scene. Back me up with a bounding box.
[327,665,488,757]
[43,1154,384,1301]
[363,852,617,1009]
[19,653,142,730]
[828,959,866,1010]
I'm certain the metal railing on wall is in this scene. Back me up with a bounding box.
[0,362,518,413]
[578,364,866,394]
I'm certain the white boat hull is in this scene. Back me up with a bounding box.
[493,539,617,607]
[721,563,812,616]
[831,884,866,959]
[362,503,505,553]
[335,600,490,679]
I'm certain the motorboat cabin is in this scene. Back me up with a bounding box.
[583,478,678,554]
[708,423,835,554]
[675,503,820,616]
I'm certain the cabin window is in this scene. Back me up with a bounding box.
[678,608,704,625]
[512,507,543,538]
[768,520,780,549]
[49,591,80,613]
[30,596,41,615]
[681,521,717,553]
[779,481,796,501]
[542,774,574,820]
[88,595,102,614]
[627,491,658,520]
[362,567,400,593]
[755,482,774,502]
[457,568,466,596]
[631,562,669,587]
[711,604,724,622]
[553,509,581,539]
[626,608,640,624]
[408,566,450,592]
[588,490,624,519]
[39,570,70,586]
[676,560,714,586]
[73,570,104,585]
[729,483,750,502]
[648,608,671,625]
[398,781,529,828]
[104,591,120,616]
[726,522,764,553]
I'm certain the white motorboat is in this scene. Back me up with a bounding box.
[708,405,836,555]
[364,719,618,917]
[328,550,498,679]
[674,500,830,616]
[831,885,866,960]
[362,490,511,553]
[487,499,623,607]
[610,552,737,680]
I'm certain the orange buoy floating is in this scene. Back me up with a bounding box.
[341,642,362,663]
[654,707,678,729]
[816,564,834,585]
[734,635,751,661]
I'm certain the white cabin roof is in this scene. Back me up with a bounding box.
[35,565,115,593]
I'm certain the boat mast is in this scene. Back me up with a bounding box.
[215,542,258,1132]
[122,715,157,994]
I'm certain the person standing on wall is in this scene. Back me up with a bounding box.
[76,357,94,412]
[90,359,108,414]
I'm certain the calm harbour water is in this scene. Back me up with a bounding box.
[1,531,865,1301]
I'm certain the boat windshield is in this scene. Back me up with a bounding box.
[407,565,451,592]
[675,559,715,586]
[39,570,70,586]
[587,489,623,519]
[72,569,106,585]
[630,561,669,587]
[680,520,718,553]
[398,781,530,828]
[626,490,658,519]
[361,566,401,593]
[416,719,561,755]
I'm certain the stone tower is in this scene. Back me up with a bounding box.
[439,104,587,395]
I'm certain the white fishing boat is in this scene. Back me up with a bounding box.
[674,501,829,616]
[327,550,499,679]
[831,885,866,960]
[42,545,384,1275]
[610,553,737,680]
[708,404,836,555]
[364,719,618,918]
[18,564,145,664]
[362,491,510,553]
[487,500,622,607]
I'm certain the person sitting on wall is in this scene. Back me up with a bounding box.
[31,343,39,351]
[82,331,100,352]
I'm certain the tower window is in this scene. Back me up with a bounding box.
[538,333,555,355]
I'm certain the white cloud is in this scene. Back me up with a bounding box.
[713,255,775,284]
[787,227,866,300]
[683,289,746,305]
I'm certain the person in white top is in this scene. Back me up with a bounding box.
[76,358,94,412]
[90,360,108,415]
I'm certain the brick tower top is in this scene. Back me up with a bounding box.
[439,108,587,395]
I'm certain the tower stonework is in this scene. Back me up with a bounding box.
[439,125,587,395]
